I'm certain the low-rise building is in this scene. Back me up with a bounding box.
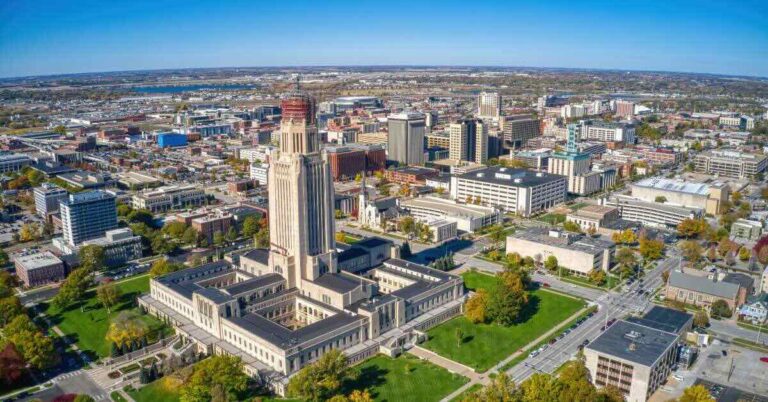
[250,163,269,186]
[117,171,163,190]
[694,150,768,179]
[0,153,33,173]
[450,166,567,217]
[506,227,614,274]
[665,270,743,310]
[399,196,501,233]
[423,219,457,243]
[132,184,207,213]
[630,177,729,216]
[584,307,692,402]
[80,228,143,267]
[14,251,66,288]
[731,219,763,241]
[604,194,703,229]
[384,166,439,185]
[738,301,767,324]
[57,171,114,190]
[565,205,620,233]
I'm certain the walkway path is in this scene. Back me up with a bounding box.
[410,346,482,382]
[440,306,590,401]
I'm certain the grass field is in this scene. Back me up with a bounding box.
[127,378,180,402]
[344,354,468,402]
[451,383,483,401]
[44,275,171,359]
[536,213,566,225]
[422,271,585,372]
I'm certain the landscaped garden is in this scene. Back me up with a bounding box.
[343,354,469,402]
[536,213,566,225]
[421,270,585,372]
[43,274,171,358]
[126,377,181,402]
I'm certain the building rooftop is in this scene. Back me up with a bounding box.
[510,227,613,255]
[586,320,678,367]
[223,273,284,296]
[626,306,692,335]
[15,251,62,270]
[668,270,740,299]
[633,177,711,196]
[401,197,498,219]
[61,190,115,206]
[454,166,567,188]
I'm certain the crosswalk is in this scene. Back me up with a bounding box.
[51,369,83,383]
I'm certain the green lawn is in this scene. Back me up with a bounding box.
[344,354,468,402]
[44,275,171,359]
[451,383,483,401]
[422,271,585,372]
[126,378,180,402]
[536,213,566,225]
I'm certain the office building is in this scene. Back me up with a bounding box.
[57,171,114,190]
[423,219,457,243]
[566,205,621,233]
[33,183,69,218]
[694,150,768,179]
[132,184,207,213]
[731,219,763,241]
[630,177,730,216]
[580,120,636,144]
[250,163,269,186]
[139,87,466,395]
[426,133,450,149]
[548,124,601,195]
[585,307,692,402]
[500,115,540,149]
[400,196,502,233]
[14,251,66,288]
[325,144,386,181]
[384,166,439,185]
[510,149,551,171]
[0,153,33,173]
[79,228,143,267]
[157,132,188,147]
[387,112,426,165]
[448,119,488,164]
[506,228,614,274]
[614,100,635,118]
[477,92,501,120]
[450,166,567,217]
[192,210,235,243]
[605,195,702,229]
[60,191,118,247]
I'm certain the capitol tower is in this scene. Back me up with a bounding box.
[268,81,337,289]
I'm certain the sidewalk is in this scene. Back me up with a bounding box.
[440,306,589,401]
[410,346,482,382]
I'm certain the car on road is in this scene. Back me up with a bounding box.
[549,338,557,345]
[607,318,616,326]
[529,350,540,358]
[542,282,551,288]
[722,350,728,357]
[760,357,768,363]
[600,325,606,331]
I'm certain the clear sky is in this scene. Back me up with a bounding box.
[1,0,767,78]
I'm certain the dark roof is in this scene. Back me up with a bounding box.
[353,237,392,249]
[242,248,269,265]
[313,273,362,293]
[227,311,365,348]
[586,320,678,367]
[338,247,368,263]
[196,287,234,304]
[224,273,284,296]
[722,273,754,289]
[627,306,692,334]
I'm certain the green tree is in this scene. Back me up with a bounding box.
[563,221,582,233]
[73,395,96,402]
[254,228,269,248]
[589,269,607,286]
[398,216,416,235]
[52,125,67,135]
[226,226,239,243]
[693,311,709,328]
[163,221,188,240]
[286,349,356,402]
[486,270,529,326]
[679,241,703,265]
[544,255,558,271]
[213,231,225,248]
[179,355,249,402]
[655,195,667,203]
[710,299,732,318]
[615,247,637,271]
[400,241,412,258]
[149,259,185,278]
[464,372,518,401]
[0,295,24,326]
[678,384,714,402]
[127,209,155,227]
[79,245,105,272]
[0,249,8,266]
[241,215,259,237]
[639,238,664,261]
[182,227,199,246]
[96,281,122,314]
[4,315,56,369]
[53,268,92,309]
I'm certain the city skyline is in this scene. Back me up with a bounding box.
[2,0,767,78]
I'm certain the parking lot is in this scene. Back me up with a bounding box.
[654,340,768,401]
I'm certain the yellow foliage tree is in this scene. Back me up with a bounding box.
[464,289,489,324]
[106,311,149,345]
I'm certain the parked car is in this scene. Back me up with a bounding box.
[760,357,768,363]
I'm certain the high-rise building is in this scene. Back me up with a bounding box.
[33,183,69,218]
[477,92,501,120]
[614,100,635,118]
[548,124,601,195]
[387,112,426,165]
[448,119,488,164]
[500,115,541,149]
[269,87,337,290]
[60,190,118,247]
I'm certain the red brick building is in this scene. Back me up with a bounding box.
[326,144,386,181]
[384,166,440,184]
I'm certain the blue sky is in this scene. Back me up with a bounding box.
[1,0,766,78]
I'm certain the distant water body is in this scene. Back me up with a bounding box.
[132,84,256,93]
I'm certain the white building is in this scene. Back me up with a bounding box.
[250,163,269,186]
[399,196,501,233]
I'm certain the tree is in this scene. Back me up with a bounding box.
[464,372,518,401]
[182,227,199,246]
[639,237,664,261]
[544,255,558,271]
[4,315,56,369]
[127,209,155,227]
[0,295,24,327]
[110,341,120,358]
[19,222,42,242]
[563,221,582,233]
[226,226,239,243]
[612,229,637,245]
[212,231,225,248]
[662,270,670,284]
[615,248,637,270]
[53,268,92,309]
[79,245,105,272]
[0,343,26,386]
[96,281,122,314]
[0,248,9,266]
[241,215,259,237]
[456,327,464,347]
[655,195,667,203]
[149,259,185,278]
[739,246,751,261]
[693,311,709,328]
[488,225,508,246]
[464,289,488,324]
[589,269,607,286]
[400,241,412,258]
[679,241,703,265]
[163,221,188,240]
[677,218,708,239]
[486,270,528,326]
[286,349,356,402]
[73,395,95,402]
[106,311,149,346]
[348,389,374,402]
[679,384,714,402]
[710,299,732,318]
[398,216,416,235]
[254,227,269,248]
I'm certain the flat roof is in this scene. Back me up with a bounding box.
[586,320,678,367]
[15,251,62,270]
[454,166,567,188]
[633,177,710,196]
[510,227,613,255]
[401,197,497,219]
[627,306,692,334]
